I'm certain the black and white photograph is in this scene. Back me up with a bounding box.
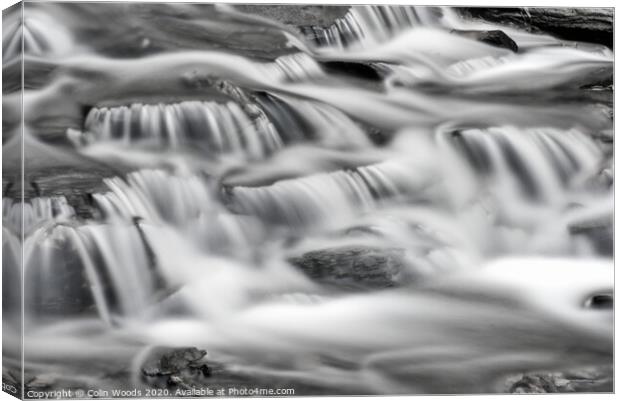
[1,1,615,398]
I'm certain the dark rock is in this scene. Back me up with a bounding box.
[451,29,518,52]
[141,347,211,389]
[142,347,208,377]
[510,374,560,393]
[288,246,411,290]
[507,365,613,393]
[458,8,613,48]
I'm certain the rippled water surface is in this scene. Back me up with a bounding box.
[2,3,613,396]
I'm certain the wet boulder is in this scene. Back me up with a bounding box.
[288,246,412,290]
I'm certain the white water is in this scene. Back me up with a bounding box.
[5,3,613,395]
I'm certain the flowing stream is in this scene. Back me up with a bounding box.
[2,3,613,395]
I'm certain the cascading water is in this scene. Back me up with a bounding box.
[81,94,372,159]
[3,196,75,234]
[84,101,282,159]
[230,161,417,229]
[436,126,603,203]
[3,2,613,396]
[23,223,157,325]
[301,5,444,49]
[270,53,326,82]
[94,169,263,255]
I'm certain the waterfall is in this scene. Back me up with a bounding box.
[83,101,282,159]
[81,96,370,158]
[230,162,414,229]
[95,170,216,224]
[94,169,260,254]
[264,95,372,148]
[437,126,603,203]
[0,192,155,324]
[270,53,325,82]
[23,223,156,325]
[302,6,445,49]
[3,196,75,234]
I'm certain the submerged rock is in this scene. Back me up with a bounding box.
[288,246,411,290]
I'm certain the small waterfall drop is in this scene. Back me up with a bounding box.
[265,95,373,148]
[3,196,75,234]
[302,6,445,50]
[84,101,282,159]
[437,126,603,203]
[23,223,156,325]
[269,53,326,82]
[94,169,261,255]
[230,162,415,229]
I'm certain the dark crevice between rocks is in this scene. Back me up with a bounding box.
[451,29,519,52]
[320,61,384,81]
[583,293,612,310]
